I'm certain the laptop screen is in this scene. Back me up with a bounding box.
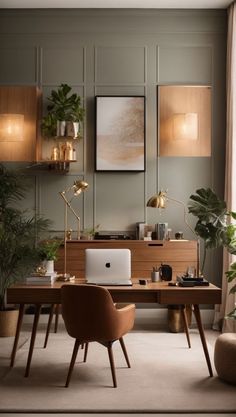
[85,248,131,285]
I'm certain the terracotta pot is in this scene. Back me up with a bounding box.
[0,309,19,337]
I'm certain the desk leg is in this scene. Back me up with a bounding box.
[181,305,191,348]
[24,304,42,378]
[193,304,213,377]
[10,303,25,367]
[44,304,55,348]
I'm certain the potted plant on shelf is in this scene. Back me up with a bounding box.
[0,164,50,336]
[38,238,62,273]
[42,83,85,139]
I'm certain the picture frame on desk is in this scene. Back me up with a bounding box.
[95,95,146,172]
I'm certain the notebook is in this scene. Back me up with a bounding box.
[85,248,132,286]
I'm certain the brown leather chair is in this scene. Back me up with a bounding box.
[61,284,135,388]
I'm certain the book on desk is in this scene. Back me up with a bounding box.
[25,273,57,285]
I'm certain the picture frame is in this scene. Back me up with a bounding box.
[95,96,146,172]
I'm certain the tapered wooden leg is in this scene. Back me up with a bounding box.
[181,305,191,349]
[54,304,60,333]
[107,342,117,388]
[44,304,55,348]
[65,339,80,388]
[25,304,42,377]
[119,337,131,368]
[83,342,89,362]
[10,303,25,367]
[193,304,213,377]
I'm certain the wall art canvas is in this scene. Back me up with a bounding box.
[95,96,145,171]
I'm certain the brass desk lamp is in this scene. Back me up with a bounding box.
[59,180,88,277]
[147,190,200,277]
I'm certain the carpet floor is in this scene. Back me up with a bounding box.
[0,324,235,413]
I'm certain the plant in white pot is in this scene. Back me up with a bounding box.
[0,164,50,336]
[38,238,62,274]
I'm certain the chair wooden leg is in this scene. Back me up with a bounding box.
[65,339,80,388]
[181,305,191,349]
[107,342,117,388]
[83,342,89,362]
[54,304,60,333]
[119,337,131,368]
[44,304,55,348]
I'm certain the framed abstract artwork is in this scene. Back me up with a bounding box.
[95,96,145,172]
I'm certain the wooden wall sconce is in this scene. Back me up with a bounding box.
[0,86,41,162]
[158,85,211,157]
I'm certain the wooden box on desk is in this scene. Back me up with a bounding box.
[55,239,198,280]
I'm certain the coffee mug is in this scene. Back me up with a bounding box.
[159,264,172,281]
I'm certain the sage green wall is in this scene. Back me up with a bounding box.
[0,9,227,285]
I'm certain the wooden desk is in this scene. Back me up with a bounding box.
[7,281,221,379]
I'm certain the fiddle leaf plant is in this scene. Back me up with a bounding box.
[188,188,228,273]
[41,83,85,138]
[0,164,51,311]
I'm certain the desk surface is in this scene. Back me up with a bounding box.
[7,280,222,305]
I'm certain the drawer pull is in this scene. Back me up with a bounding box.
[148,243,164,247]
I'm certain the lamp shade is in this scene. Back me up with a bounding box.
[146,191,167,208]
[0,114,24,142]
[172,113,198,141]
[73,180,89,196]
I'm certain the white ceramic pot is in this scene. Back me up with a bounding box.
[44,260,54,274]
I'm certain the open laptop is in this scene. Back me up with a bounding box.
[85,248,132,286]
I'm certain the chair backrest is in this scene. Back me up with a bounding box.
[61,284,119,342]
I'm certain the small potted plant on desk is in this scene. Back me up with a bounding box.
[81,224,100,240]
[38,238,62,274]
[0,164,50,337]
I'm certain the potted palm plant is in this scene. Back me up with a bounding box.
[0,164,50,336]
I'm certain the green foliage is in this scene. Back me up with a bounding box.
[188,187,236,319]
[38,238,62,261]
[41,83,85,137]
[41,112,57,138]
[0,164,50,310]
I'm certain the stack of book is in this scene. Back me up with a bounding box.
[25,272,57,285]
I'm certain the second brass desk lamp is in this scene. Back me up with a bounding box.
[147,190,200,277]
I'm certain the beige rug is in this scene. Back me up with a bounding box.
[0,324,235,413]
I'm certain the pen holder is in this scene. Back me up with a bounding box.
[151,271,160,282]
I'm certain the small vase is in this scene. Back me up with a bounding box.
[56,120,66,137]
